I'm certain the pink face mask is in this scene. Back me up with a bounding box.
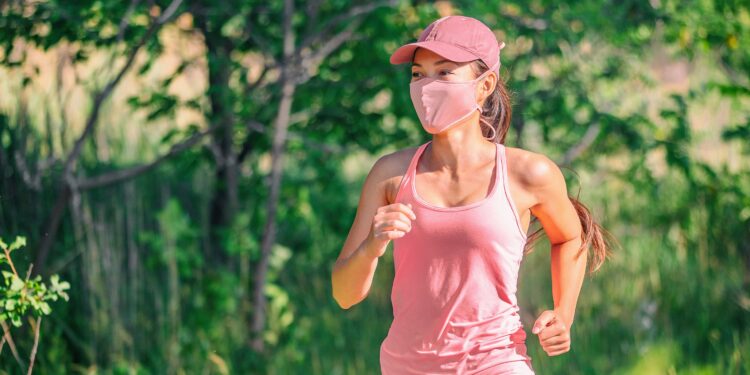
[409,61,499,134]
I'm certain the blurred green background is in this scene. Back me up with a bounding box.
[1,0,749,374]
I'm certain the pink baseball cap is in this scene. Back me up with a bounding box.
[389,15,506,75]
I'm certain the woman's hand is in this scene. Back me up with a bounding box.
[365,202,416,258]
[531,309,571,356]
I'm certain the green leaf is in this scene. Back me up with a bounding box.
[50,274,71,294]
[40,301,51,315]
[8,236,26,252]
[10,275,24,292]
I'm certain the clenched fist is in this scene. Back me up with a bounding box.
[532,309,571,356]
[365,202,417,258]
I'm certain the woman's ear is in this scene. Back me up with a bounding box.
[477,72,497,102]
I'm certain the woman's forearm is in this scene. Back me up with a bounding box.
[550,236,587,328]
[331,237,382,309]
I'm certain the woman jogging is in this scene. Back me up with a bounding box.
[331,15,611,374]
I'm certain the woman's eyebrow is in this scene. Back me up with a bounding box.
[411,59,457,67]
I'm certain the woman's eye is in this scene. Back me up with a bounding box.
[411,71,452,78]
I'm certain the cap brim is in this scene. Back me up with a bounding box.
[389,40,478,65]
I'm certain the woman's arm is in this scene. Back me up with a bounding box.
[331,155,415,309]
[527,153,586,330]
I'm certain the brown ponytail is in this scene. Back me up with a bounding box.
[471,60,615,275]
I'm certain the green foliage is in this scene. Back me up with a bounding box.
[126,91,180,122]
[263,282,294,347]
[222,212,260,260]
[722,120,750,154]
[138,198,203,277]
[0,236,70,328]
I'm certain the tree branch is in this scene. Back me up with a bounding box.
[250,0,298,353]
[77,124,219,190]
[26,316,41,375]
[0,320,26,373]
[298,0,397,54]
[61,0,184,182]
[559,121,601,167]
[298,17,363,83]
[35,0,184,276]
[116,0,142,43]
[499,8,548,31]
[245,59,275,93]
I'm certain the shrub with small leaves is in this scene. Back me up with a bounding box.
[0,235,70,326]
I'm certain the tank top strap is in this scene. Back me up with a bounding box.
[394,141,431,204]
[498,142,527,238]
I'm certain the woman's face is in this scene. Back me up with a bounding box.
[410,47,476,84]
[409,47,496,106]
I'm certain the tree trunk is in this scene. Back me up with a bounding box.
[197,14,240,267]
[250,0,297,352]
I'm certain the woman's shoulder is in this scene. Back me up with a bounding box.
[504,145,564,189]
[370,145,421,205]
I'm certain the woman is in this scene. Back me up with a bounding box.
[331,15,611,374]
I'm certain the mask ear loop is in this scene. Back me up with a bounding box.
[478,62,500,142]
[479,115,497,141]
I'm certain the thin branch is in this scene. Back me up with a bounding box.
[37,156,58,171]
[35,0,184,277]
[499,9,548,31]
[245,60,274,92]
[24,263,33,282]
[203,141,225,167]
[13,152,41,191]
[13,149,57,190]
[237,115,345,164]
[2,244,19,276]
[117,0,142,43]
[250,0,298,352]
[299,17,363,82]
[244,1,395,94]
[61,0,184,181]
[0,320,26,373]
[33,185,71,277]
[11,100,44,191]
[560,122,601,166]
[156,0,182,24]
[298,0,397,53]
[77,124,219,190]
[26,316,41,375]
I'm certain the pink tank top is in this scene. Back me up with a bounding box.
[379,140,534,374]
